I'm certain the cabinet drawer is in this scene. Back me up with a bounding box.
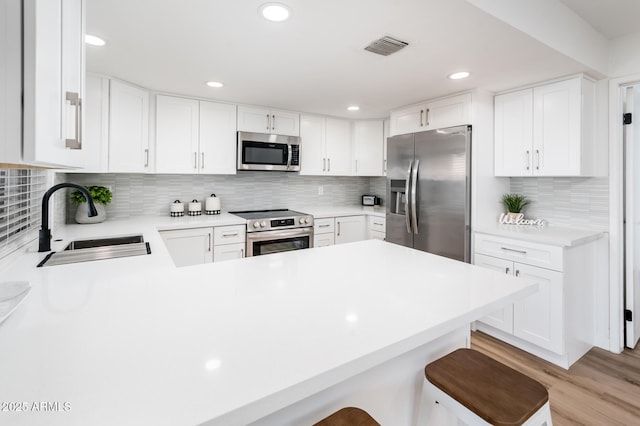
[213,243,245,262]
[214,225,246,245]
[314,232,335,247]
[314,218,335,234]
[368,216,386,233]
[475,233,563,271]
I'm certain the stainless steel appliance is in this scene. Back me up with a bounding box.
[237,132,301,172]
[386,125,471,262]
[231,209,313,257]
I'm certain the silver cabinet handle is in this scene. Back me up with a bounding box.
[201,152,205,169]
[501,246,527,254]
[272,114,275,131]
[411,159,419,235]
[384,159,387,172]
[194,152,198,169]
[266,113,270,131]
[505,267,510,274]
[536,149,540,170]
[327,158,331,172]
[144,148,149,168]
[515,270,520,277]
[323,158,326,172]
[223,232,239,237]
[65,92,82,149]
[240,248,244,257]
[425,108,430,126]
[319,224,331,228]
[337,221,341,236]
[525,150,530,170]
[420,109,424,127]
[208,233,212,252]
[373,222,383,226]
[405,160,412,234]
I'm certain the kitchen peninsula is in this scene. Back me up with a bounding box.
[0,219,536,425]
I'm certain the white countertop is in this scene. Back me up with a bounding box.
[474,223,606,247]
[0,217,535,426]
[294,205,385,219]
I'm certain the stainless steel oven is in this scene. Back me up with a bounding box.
[230,209,314,257]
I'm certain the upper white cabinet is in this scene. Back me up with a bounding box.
[22,0,86,168]
[109,80,150,172]
[389,93,471,136]
[155,95,236,174]
[237,105,299,136]
[353,120,384,176]
[494,76,597,177]
[300,115,352,176]
[83,74,109,172]
[0,0,22,163]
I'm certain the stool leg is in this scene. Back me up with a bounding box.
[521,401,553,426]
[416,378,466,426]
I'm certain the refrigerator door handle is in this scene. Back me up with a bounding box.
[411,159,419,234]
[405,160,413,234]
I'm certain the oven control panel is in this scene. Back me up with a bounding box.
[247,215,313,232]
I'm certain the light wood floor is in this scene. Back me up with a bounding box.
[471,331,640,425]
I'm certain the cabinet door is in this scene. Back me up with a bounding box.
[353,120,384,176]
[271,109,300,136]
[237,106,271,133]
[533,78,581,176]
[109,80,150,172]
[213,243,245,262]
[389,104,425,136]
[0,0,22,163]
[83,74,108,172]
[299,115,326,175]
[335,216,366,244]
[383,118,390,175]
[513,263,564,354]
[494,89,533,176]
[424,93,471,130]
[474,253,515,333]
[325,118,352,176]
[155,95,199,173]
[314,233,335,248]
[160,228,213,267]
[199,101,237,175]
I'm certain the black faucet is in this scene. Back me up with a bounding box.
[39,183,98,252]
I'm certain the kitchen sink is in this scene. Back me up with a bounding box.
[37,234,151,267]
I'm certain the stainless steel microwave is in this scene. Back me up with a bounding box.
[237,132,301,171]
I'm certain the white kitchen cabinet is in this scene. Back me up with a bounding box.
[383,118,390,175]
[389,93,471,136]
[367,216,386,241]
[237,105,299,136]
[109,80,150,172]
[353,120,384,176]
[474,232,598,368]
[494,76,597,177]
[213,225,246,262]
[313,218,335,247]
[299,115,352,176]
[155,96,236,174]
[21,0,86,168]
[82,74,109,172]
[0,0,23,164]
[160,227,213,267]
[335,216,366,245]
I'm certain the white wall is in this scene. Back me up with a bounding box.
[610,32,640,78]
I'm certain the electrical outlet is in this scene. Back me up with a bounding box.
[318,186,324,195]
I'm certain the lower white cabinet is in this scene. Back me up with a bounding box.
[473,232,598,368]
[367,216,386,240]
[160,227,213,267]
[213,225,246,262]
[335,216,366,245]
[313,218,335,247]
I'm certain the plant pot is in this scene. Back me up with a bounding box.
[75,203,107,224]
[506,211,521,221]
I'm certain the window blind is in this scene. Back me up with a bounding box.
[0,168,48,259]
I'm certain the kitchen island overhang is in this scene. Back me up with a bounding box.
[0,237,537,426]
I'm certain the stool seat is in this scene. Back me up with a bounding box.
[313,407,380,426]
[425,348,548,426]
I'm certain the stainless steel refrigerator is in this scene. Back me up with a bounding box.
[386,125,471,262]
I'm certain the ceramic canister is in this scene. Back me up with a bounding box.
[188,199,202,216]
[205,194,221,215]
[170,200,184,217]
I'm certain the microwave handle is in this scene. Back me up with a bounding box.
[287,144,292,170]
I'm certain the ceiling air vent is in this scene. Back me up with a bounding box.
[364,36,409,56]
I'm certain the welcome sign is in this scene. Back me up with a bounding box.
[499,213,545,226]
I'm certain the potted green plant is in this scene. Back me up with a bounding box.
[71,185,112,224]
[501,193,530,221]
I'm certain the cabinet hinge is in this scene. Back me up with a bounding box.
[623,113,632,125]
[625,309,633,322]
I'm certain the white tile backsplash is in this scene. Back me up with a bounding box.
[509,177,609,231]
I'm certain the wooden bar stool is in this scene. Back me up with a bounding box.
[417,348,552,426]
[313,407,380,426]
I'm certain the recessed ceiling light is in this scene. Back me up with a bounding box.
[347,106,360,111]
[259,3,291,22]
[448,71,470,80]
[85,34,106,46]
[206,81,224,88]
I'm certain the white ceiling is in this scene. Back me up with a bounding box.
[85,0,634,119]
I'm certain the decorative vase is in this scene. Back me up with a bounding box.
[75,203,107,224]
[506,212,521,221]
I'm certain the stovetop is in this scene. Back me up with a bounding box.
[230,209,313,232]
